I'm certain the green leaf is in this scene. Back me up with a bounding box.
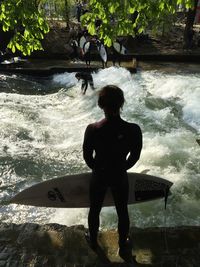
[109,5,115,14]
[88,23,96,35]
[24,29,29,38]
[43,23,49,34]
[129,7,135,14]
[2,24,9,31]
[38,17,44,25]
[16,43,21,50]
[11,45,16,53]
[159,2,165,11]
[1,3,5,12]
[104,36,112,47]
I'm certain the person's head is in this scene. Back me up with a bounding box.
[75,72,82,80]
[98,85,125,117]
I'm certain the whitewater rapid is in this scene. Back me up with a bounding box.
[0,65,199,228]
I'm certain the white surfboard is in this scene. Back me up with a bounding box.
[79,36,87,49]
[97,43,107,63]
[113,41,127,55]
[83,41,90,54]
[10,172,173,208]
[71,40,78,47]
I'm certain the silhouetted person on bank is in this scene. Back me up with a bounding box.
[70,40,79,61]
[75,72,95,94]
[96,40,108,69]
[83,41,91,67]
[83,85,143,260]
[76,1,82,22]
[111,45,121,66]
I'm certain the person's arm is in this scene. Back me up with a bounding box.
[83,124,95,169]
[125,125,143,170]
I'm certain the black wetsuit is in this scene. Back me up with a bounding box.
[79,73,94,94]
[83,116,142,245]
[111,45,121,66]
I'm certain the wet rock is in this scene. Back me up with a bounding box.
[0,223,200,266]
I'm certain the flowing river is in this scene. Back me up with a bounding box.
[0,63,199,229]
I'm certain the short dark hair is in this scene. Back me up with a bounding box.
[98,85,125,112]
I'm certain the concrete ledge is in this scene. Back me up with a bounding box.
[0,63,137,76]
[29,52,200,63]
[0,66,137,76]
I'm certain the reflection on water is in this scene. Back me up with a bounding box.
[0,64,199,228]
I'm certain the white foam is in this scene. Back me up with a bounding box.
[143,72,200,132]
[52,72,77,88]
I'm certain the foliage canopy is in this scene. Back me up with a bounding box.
[81,0,195,46]
[0,0,49,55]
[0,0,196,54]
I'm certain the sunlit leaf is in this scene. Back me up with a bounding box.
[88,23,96,35]
[11,45,16,53]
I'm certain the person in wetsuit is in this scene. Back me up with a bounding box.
[75,72,95,94]
[83,85,142,257]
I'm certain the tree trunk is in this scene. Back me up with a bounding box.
[64,0,70,29]
[183,0,198,49]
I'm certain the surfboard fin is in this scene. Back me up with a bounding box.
[164,186,170,209]
[140,169,150,174]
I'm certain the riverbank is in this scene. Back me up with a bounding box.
[0,223,200,266]
[29,20,200,64]
[1,23,200,76]
[2,20,200,76]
